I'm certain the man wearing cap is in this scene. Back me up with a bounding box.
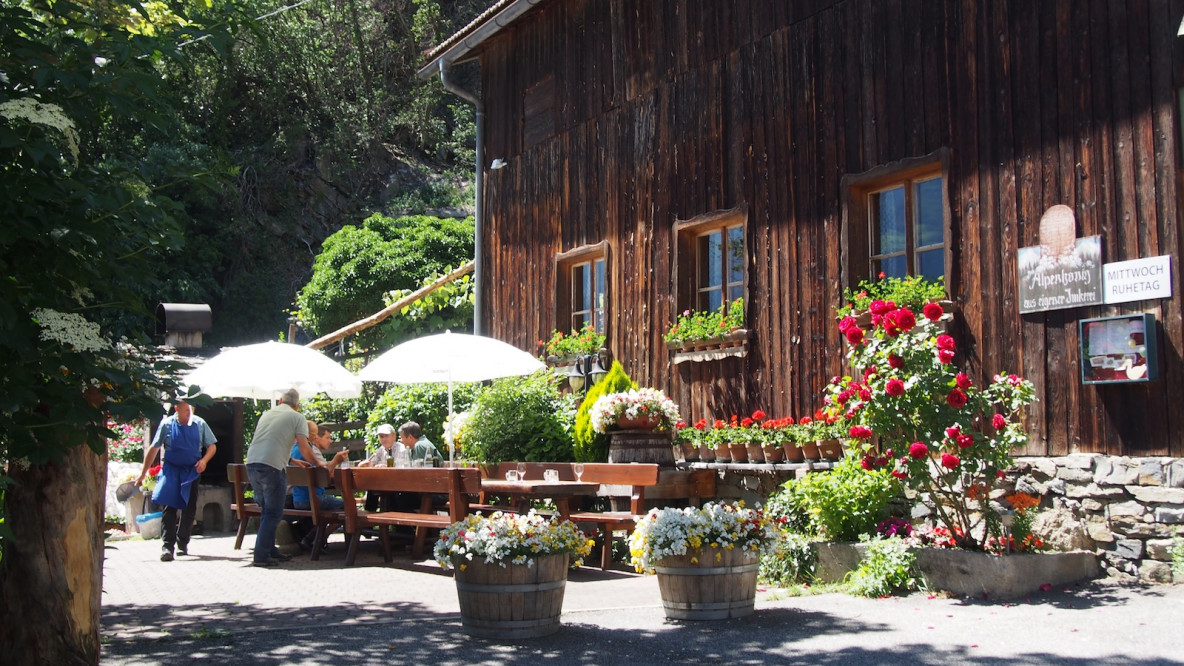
[358,423,401,467]
[245,388,324,567]
[137,385,218,562]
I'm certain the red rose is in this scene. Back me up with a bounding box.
[992,413,1007,430]
[894,308,917,331]
[838,315,857,333]
[941,453,961,469]
[752,409,766,421]
[885,378,905,396]
[874,456,889,467]
[956,434,974,449]
[849,425,874,439]
[923,302,944,321]
[936,334,956,351]
[858,388,872,402]
[955,372,973,389]
[937,348,956,364]
[861,456,874,471]
[869,299,893,315]
[845,326,865,345]
[908,442,929,459]
[945,425,961,439]
[946,388,968,408]
[888,353,904,369]
[892,469,908,480]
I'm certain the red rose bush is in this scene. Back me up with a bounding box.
[828,293,1036,550]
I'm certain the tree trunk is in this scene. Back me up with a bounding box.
[0,446,106,665]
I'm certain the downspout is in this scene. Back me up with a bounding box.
[439,60,484,336]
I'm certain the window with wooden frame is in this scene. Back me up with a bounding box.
[554,242,609,335]
[673,205,748,315]
[842,151,950,288]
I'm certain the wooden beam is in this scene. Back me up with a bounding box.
[304,261,474,350]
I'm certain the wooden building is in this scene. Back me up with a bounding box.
[420,0,1184,458]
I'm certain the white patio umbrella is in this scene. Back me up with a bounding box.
[357,330,545,461]
[183,341,363,400]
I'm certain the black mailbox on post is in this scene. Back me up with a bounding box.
[1079,313,1159,384]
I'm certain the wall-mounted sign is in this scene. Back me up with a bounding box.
[1079,313,1159,384]
[1103,255,1173,304]
[1018,235,1103,313]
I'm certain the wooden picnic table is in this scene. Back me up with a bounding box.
[478,478,599,520]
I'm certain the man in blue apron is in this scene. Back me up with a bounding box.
[137,386,218,562]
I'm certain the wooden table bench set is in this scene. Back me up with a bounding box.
[226,461,716,569]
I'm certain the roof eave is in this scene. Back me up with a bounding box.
[416,0,547,79]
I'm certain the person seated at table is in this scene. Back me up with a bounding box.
[398,421,442,466]
[358,423,402,468]
[289,420,349,552]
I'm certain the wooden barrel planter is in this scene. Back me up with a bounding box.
[609,430,675,465]
[654,547,759,620]
[453,553,569,639]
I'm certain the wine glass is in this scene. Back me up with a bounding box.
[573,463,584,482]
[516,462,527,480]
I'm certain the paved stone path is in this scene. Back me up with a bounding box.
[101,532,1184,664]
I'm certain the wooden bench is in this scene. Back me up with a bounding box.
[487,462,661,570]
[284,465,348,561]
[227,462,317,551]
[338,467,481,565]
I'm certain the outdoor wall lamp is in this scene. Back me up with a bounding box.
[566,348,611,393]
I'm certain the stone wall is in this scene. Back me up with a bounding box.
[1001,455,1183,583]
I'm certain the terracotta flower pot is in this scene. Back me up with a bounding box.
[728,443,748,463]
[681,441,700,462]
[817,439,844,460]
[713,445,731,463]
[763,445,785,463]
[799,440,822,461]
[782,442,805,462]
[698,444,716,462]
[745,443,764,463]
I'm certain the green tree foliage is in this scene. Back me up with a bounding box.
[464,373,576,463]
[572,361,636,462]
[295,213,474,348]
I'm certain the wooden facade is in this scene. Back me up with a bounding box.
[456,0,1184,457]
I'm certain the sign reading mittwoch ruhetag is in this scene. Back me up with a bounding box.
[1102,255,1173,304]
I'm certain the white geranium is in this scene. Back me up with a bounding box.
[434,510,593,569]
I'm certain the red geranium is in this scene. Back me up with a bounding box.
[751,409,766,421]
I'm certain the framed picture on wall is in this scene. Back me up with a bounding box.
[1078,313,1158,384]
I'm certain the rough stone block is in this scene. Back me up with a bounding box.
[1029,458,1058,479]
[1096,459,1139,486]
[1081,498,1105,512]
[1145,539,1175,561]
[1055,468,1093,483]
[1065,483,1126,500]
[1032,507,1094,552]
[1106,501,1145,518]
[1137,460,1165,486]
[1113,522,1172,539]
[1138,560,1174,583]
[1168,460,1184,488]
[1015,476,1047,497]
[1128,486,1184,504]
[1114,539,1144,559]
[1086,521,1115,543]
[1154,506,1184,524]
[1046,478,1067,496]
[1059,454,1099,470]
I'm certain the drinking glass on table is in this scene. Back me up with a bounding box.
[516,462,527,480]
[573,463,584,482]
[543,469,559,482]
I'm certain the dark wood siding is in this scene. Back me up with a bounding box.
[477,0,1184,457]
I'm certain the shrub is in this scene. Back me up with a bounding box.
[1170,537,1184,580]
[845,535,921,598]
[464,372,575,462]
[775,456,900,542]
[572,361,635,462]
[366,382,482,457]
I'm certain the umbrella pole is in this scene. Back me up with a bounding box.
[447,379,455,464]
